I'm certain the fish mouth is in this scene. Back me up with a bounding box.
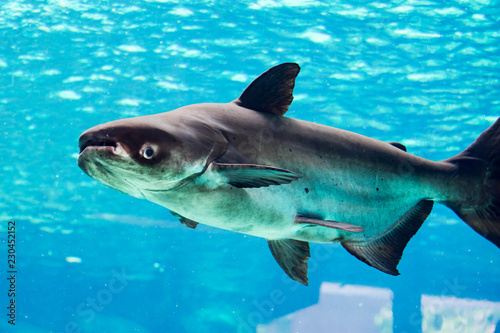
[78,133,129,159]
[79,138,117,154]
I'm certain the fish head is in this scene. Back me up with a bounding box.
[78,113,226,198]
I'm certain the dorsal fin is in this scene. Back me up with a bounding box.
[233,63,300,116]
[341,200,433,275]
[389,142,407,152]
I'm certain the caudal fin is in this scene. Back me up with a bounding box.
[444,118,500,248]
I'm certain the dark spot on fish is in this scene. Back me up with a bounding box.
[289,148,292,152]
[305,188,309,194]
[376,188,379,191]
[233,136,236,140]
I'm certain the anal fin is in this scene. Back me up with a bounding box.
[341,200,433,275]
[267,239,310,286]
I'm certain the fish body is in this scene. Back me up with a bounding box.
[79,63,500,285]
[121,103,447,242]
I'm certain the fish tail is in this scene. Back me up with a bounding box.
[443,118,500,248]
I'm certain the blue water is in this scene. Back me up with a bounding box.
[1,1,500,332]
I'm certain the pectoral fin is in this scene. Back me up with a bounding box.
[295,214,364,233]
[341,200,433,275]
[212,163,300,188]
[267,239,310,286]
[169,210,199,229]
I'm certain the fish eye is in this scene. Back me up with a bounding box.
[142,146,155,159]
